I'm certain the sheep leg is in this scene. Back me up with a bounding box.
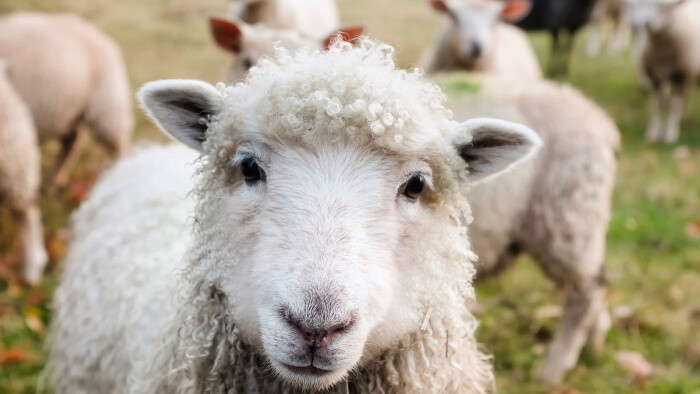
[538,280,606,384]
[664,82,689,144]
[646,84,667,143]
[14,204,48,285]
[586,24,602,57]
[608,18,628,55]
[49,128,80,189]
[547,30,561,77]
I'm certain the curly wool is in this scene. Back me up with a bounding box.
[50,41,494,393]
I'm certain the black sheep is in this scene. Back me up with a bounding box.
[511,0,599,76]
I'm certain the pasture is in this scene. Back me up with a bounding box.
[0,0,698,392]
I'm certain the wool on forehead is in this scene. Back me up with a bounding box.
[216,39,458,153]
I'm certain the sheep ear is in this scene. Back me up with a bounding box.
[500,0,532,22]
[454,118,542,183]
[138,80,223,151]
[210,17,243,53]
[323,26,364,50]
[430,0,450,13]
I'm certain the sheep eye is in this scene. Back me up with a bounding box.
[241,157,264,183]
[243,58,254,70]
[402,174,425,200]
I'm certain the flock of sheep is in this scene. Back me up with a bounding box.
[0,0,697,392]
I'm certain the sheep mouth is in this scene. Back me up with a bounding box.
[281,363,333,377]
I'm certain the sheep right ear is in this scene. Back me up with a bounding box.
[500,0,532,22]
[138,80,223,151]
[210,17,244,53]
[454,118,542,183]
[430,0,450,13]
[323,26,365,50]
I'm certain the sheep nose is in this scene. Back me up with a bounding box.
[283,311,354,349]
[471,41,482,57]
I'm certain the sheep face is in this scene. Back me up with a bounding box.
[139,42,540,390]
[430,0,532,64]
[210,18,363,83]
[624,0,683,33]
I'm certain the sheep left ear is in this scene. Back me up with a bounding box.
[454,118,542,183]
[500,0,532,22]
[323,26,364,49]
[138,79,223,151]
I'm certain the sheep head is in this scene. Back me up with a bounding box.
[139,40,540,390]
[210,17,363,83]
[430,0,531,64]
[624,0,686,34]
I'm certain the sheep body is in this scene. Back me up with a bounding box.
[442,73,619,384]
[0,61,47,284]
[46,40,546,393]
[635,0,700,143]
[228,0,339,38]
[0,12,133,184]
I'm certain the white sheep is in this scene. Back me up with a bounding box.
[626,0,700,144]
[210,17,363,83]
[420,0,542,81]
[441,73,620,384]
[49,40,543,393]
[0,61,47,285]
[0,12,133,187]
[587,0,631,56]
[227,0,340,39]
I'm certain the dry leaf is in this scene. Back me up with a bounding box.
[0,348,29,364]
[24,306,44,333]
[616,350,654,386]
[534,305,562,321]
[685,222,700,238]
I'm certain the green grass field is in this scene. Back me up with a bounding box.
[0,0,698,392]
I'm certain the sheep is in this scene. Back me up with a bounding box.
[0,12,133,187]
[228,0,340,39]
[0,60,47,286]
[625,0,700,144]
[508,0,599,76]
[49,39,543,393]
[439,72,620,384]
[420,0,542,82]
[210,17,363,82]
[587,0,631,56]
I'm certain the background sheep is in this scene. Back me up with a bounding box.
[50,40,542,393]
[420,0,542,81]
[209,17,363,82]
[627,0,700,144]
[228,0,340,39]
[0,61,47,286]
[439,74,620,384]
[587,0,630,56]
[0,12,133,187]
[510,0,599,76]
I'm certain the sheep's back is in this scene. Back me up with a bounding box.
[0,66,39,208]
[49,144,198,392]
[0,12,127,139]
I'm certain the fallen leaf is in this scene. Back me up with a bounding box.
[534,305,562,321]
[24,306,44,333]
[47,228,71,261]
[68,180,91,205]
[616,350,654,387]
[685,222,700,238]
[0,348,29,364]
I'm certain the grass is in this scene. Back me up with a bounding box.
[0,0,698,392]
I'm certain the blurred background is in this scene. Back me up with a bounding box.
[0,0,698,392]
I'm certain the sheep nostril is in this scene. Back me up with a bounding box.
[471,41,482,58]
